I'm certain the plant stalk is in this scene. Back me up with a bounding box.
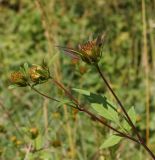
[51,78,139,144]
[31,78,155,158]
[30,79,139,145]
[95,64,155,159]
[31,86,60,102]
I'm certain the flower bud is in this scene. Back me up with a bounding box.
[78,38,102,64]
[57,33,105,65]
[29,127,39,139]
[29,65,50,84]
[29,66,42,82]
[10,71,27,87]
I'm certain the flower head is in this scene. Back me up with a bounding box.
[29,65,50,84]
[10,71,27,87]
[29,66,42,82]
[57,33,105,64]
[29,127,39,139]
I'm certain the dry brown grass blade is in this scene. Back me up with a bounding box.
[142,0,150,146]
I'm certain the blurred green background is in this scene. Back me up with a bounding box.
[0,0,155,159]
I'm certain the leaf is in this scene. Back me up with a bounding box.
[108,106,119,123]
[122,120,131,132]
[122,106,136,132]
[72,88,90,96]
[73,88,117,110]
[100,135,122,149]
[56,46,81,59]
[128,106,136,125]
[23,62,29,73]
[19,66,26,75]
[56,99,72,108]
[73,89,119,123]
[35,135,43,149]
[8,84,19,89]
[91,103,119,123]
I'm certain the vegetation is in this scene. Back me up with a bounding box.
[0,0,155,159]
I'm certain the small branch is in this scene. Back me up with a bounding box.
[80,107,139,144]
[30,78,155,156]
[95,64,155,159]
[29,78,139,144]
[30,85,78,110]
[30,86,60,102]
[51,77,81,109]
[50,78,140,144]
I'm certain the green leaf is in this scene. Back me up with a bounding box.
[72,88,90,96]
[108,106,119,123]
[122,120,131,132]
[128,106,136,125]
[23,62,29,73]
[122,106,136,132]
[8,84,19,89]
[35,134,43,149]
[73,88,117,110]
[56,99,72,108]
[73,89,119,123]
[91,103,119,123]
[19,66,25,75]
[100,135,122,149]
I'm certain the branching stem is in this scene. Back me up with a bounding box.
[95,64,155,159]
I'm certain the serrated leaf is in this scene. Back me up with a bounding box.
[100,135,122,149]
[73,88,117,111]
[91,103,119,123]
